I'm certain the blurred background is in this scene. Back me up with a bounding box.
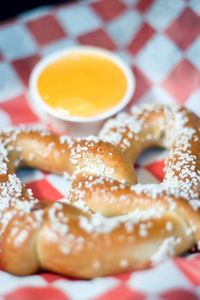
[0,0,73,21]
[0,0,199,116]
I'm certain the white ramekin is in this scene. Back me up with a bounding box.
[29,46,135,136]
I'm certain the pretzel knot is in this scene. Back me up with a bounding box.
[0,105,200,278]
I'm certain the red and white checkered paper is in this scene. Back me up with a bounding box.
[0,0,200,299]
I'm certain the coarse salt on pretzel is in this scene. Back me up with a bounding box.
[0,104,200,278]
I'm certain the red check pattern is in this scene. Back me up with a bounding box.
[0,0,200,299]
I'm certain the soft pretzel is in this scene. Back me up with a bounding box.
[0,105,200,278]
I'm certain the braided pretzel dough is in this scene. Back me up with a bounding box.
[0,105,200,278]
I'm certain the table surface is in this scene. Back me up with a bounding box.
[0,0,200,299]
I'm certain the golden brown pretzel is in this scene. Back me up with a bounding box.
[0,104,200,278]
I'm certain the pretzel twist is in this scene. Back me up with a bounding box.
[0,105,200,278]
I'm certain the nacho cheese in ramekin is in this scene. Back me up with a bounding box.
[29,46,135,136]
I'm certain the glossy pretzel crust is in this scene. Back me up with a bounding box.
[0,105,200,278]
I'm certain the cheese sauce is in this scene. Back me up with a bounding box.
[37,52,127,118]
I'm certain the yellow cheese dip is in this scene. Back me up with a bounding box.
[37,52,127,118]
